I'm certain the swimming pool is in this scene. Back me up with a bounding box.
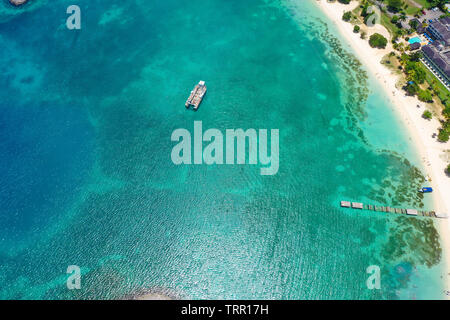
[409,37,422,44]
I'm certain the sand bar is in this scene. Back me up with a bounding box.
[9,0,28,6]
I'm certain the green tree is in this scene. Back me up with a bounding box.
[361,1,370,17]
[438,128,449,142]
[409,19,419,30]
[418,89,433,102]
[405,82,418,95]
[409,51,422,62]
[444,106,450,118]
[405,61,426,84]
[342,11,352,22]
[422,110,432,120]
[369,33,388,48]
[388,0,404,12]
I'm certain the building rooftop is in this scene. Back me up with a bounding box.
[441,16,450,25]
[422,44,450,79]
[410,42,421,50]
[429,17,450,44]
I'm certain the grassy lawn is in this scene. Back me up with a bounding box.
[379,12,401,37]
[421,61,450,109]
[381,53,403,75]
[351,2,362,16]
[404,5,422,16]
[407,0,432,9]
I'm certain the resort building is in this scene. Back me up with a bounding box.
[409,42,421,51]
[410,18,425,34]
[426,17,450,46]
[421,43,450,88]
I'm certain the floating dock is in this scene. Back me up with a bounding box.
[352,202,363,209]
[185,81,207,110]
[340,200,448,219]
[340,201,351,208]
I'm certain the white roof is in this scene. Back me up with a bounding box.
[406,209,418,216]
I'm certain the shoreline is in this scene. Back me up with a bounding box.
[314,0,450,295]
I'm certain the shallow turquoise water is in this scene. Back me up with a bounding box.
[0,0,445,299]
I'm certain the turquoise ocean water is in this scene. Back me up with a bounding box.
[0,0,446,299]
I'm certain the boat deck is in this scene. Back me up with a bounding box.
[185,81,207,110]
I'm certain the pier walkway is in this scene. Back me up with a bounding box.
[340,201,448,219]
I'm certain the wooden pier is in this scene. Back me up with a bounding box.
[351,202,363,209]
[185,81,207,110]
[340,200,448,219]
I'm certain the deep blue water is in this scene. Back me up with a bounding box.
[0,102,93,245]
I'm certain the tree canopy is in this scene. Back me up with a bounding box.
[388,0,404,12]
[369,33,388,48]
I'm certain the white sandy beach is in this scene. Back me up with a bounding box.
[315,0,450,293]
